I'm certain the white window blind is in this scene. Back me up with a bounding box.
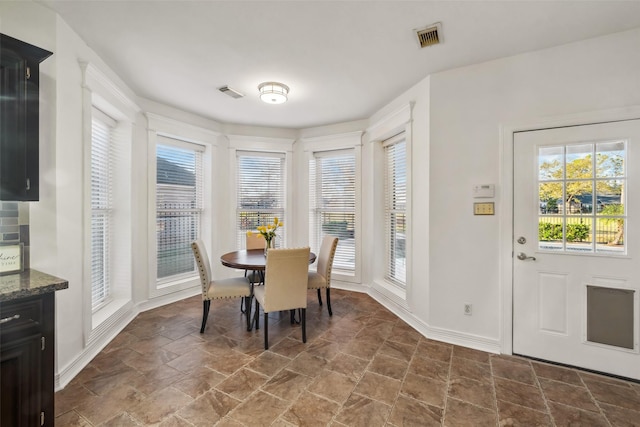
[309,149,355,271]
[156,140,204,282]
[91,108,116,310]
[384,134,407,286]
[236,151,286,248]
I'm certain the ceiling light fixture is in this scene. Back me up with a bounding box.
[258,82,289,104]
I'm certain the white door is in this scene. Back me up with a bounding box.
[513,120,640,380]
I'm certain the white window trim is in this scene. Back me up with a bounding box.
[383,132,408,288]
[367,104,413,308]
[147,114,218,299]
[81,62,139,345]
[227,135,295,249]
[301,132,363,283]
[155,137,205,286]
[90,107,115,312]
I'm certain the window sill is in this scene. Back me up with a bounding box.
[371,279,409,310]
[89,297,133,344]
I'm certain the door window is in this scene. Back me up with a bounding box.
[538,140,626,254]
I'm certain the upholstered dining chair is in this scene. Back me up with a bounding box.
[246,232,265,250]
[308,235,339,316]
[253,247,310,350]
[191,240,253,333]
[245,232,265,285]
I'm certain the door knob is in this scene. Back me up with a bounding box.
[517,252,536,261]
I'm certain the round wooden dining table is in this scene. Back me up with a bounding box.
[220,249,316,271]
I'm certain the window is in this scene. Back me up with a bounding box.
[83,63,135,340]
[538,141,626,254]
[236,151,286,247]
[309,149,355,271]
[384,133,407,286]
[90,108,115,310]
[156,139,204,282]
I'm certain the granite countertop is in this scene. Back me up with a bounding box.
[0,269,68,302]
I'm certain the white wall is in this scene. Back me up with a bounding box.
[427,28,640,345]
[4,0,640,385]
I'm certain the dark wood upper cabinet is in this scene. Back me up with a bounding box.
[0,34,52,201]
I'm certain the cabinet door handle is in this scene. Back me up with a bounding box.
[26,178,31,190]
[0,314,21,324]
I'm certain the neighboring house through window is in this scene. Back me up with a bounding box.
[156,138,204,284]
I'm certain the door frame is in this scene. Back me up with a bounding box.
[499,106,640,355]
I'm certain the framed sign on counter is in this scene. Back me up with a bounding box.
[0,243,23,275]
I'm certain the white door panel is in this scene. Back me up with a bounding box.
[513,120,640,380]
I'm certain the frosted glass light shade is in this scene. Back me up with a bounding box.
[258,82,289,104]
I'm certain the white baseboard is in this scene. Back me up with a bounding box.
[331,280,369,294]
[137,286,201,313]
[367,284,501,354]
[57,282,499,390]
[56,306,138,390]
[55,287,201,390]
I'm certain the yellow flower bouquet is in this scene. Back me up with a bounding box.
[247,217,283,251]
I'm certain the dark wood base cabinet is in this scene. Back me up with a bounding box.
[1,293,55,427]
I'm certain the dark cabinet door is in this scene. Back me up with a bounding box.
[1,332,42,427]
[0,34,52,201]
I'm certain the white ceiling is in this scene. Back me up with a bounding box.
[41,0,640,129]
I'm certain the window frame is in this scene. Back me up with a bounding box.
[81,62,138,342]
[155,137,205,285]
[309,148,357,274]
[146,114,217,299]
[227,136,295,252]
[235,150,287,249]
[367,103,412,307]
[300,132,362,283]
[383,133,408,287]
[90,107,116,312]
[537,141,628,255]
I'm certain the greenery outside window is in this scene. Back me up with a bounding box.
[538,141,626,254]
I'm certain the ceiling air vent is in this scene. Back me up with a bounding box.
[219,86,244,99]
[415,22,442,48]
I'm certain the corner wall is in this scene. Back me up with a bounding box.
[427,28,640,344]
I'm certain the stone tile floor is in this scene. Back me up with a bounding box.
[55,289,640,426]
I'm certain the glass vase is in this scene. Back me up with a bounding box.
[264,238,273,256]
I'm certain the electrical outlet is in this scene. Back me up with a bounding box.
[464,304,472,316]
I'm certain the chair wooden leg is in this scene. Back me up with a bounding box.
[245,295,252,331]
[240,297,246,313]
[317,288,323,306]
[200,300,211,333]
[326,288,332,316]
[254,302,260,330]
[301,308,307,343]
[264,312,269,350]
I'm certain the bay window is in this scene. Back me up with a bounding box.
[384,133,407,287]
[236,151,286,248]
[309,149,356,272]
[156,138,204,283]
